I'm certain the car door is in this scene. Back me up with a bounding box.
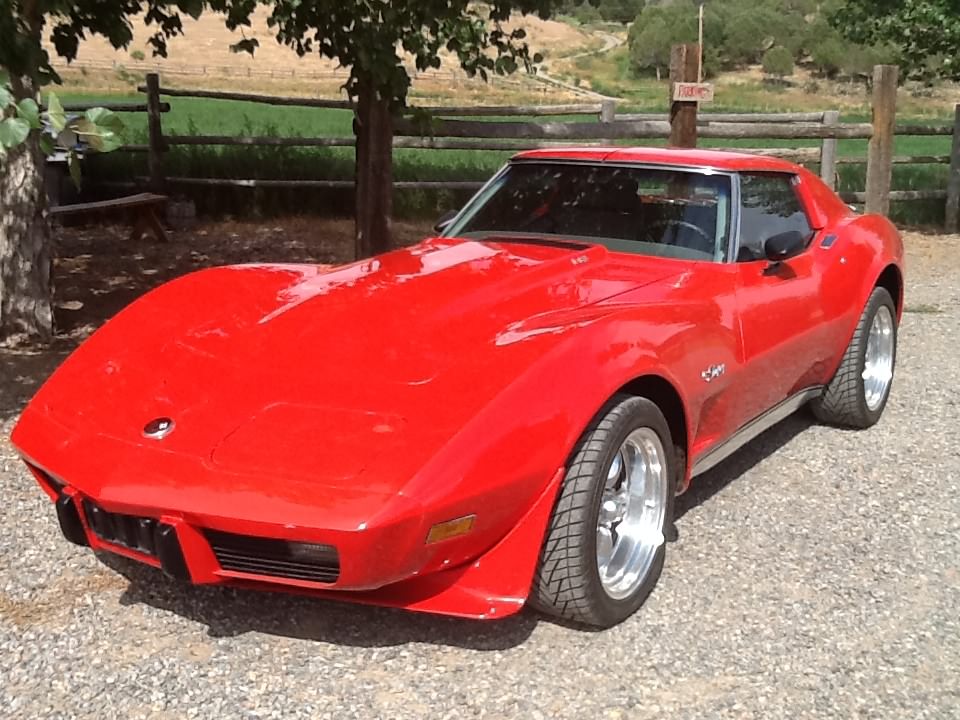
[733,172,833,422]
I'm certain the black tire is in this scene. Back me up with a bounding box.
[811,286,897,428]
[530,394,676,628]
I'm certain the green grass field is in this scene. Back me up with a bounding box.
[67,92,954,224]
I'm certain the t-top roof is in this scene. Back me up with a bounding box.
[512,146,801,173]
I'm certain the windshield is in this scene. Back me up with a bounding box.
[446,162,732,262]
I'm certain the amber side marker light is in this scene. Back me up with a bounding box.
[426,514,476,544]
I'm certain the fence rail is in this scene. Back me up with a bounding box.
[101,71,960,230]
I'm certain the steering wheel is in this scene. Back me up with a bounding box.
[643,219,713,250]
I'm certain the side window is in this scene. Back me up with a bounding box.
[737,173,812,262]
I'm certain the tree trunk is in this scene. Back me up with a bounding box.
[353,79,394,260]
[0,109,53,345]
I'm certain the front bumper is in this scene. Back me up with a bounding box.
[27,462,422,591]
[28,463,564,621]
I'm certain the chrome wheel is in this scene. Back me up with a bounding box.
[863,304,895,412]
[596,428,667,600]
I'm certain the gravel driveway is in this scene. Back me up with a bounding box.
[1,228,957,719]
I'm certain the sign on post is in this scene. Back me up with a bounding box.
[672,82,714,103]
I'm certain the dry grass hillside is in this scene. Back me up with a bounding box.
[47,7,595,102]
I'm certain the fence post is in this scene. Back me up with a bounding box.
[945,104,960,232]
[600,99,616,123]
[669,43,699,148]
[819,109,840,190]
[145,73,166,193]
[865,65,898,216]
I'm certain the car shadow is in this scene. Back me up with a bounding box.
[675,410,814,519]
[103,554,541,650]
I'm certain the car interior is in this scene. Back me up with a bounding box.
[451,164,731,262]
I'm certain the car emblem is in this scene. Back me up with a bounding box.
[701,364,726,383]
[143,417,175,440]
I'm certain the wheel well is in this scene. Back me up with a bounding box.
[619,375,689,483]
[876,264,903,314]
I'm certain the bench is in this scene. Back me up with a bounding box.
[48,193,169,242]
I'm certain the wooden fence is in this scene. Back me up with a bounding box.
[103,70,960,229]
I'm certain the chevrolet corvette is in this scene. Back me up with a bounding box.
[12,148,903,628]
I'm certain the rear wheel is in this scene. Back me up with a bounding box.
[531,395,675,628]
[812,287,897,428]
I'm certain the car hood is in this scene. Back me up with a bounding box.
[21,237,687,495]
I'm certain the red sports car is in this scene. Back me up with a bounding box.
[13,148,903,628]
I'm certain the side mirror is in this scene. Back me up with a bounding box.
[433,209,458,235]
[763,230,808,263]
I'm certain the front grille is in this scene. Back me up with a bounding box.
[204,529,340,584]
[82,500,158,556]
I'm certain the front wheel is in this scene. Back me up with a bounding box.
[531,395,675,628]
[812,286,897,428]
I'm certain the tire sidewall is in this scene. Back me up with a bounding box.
[583,398,676,627]
[855,288,897,425]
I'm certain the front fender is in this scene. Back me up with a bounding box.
[393,303,700,583]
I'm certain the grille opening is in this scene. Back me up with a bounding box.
[82,500,158,557]
[204,529,340,584]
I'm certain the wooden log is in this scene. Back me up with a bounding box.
[865,65,898,216]
[392,138,608,151]
[136,84,355,109]
[155,177,485,190]
[841,189,947,203]
[407,103,602,117]
[618,111,827,123]
[836,155,951,165]
[893,124,953,136]
[166,135,356,147]
[57,102,171,113]
[820,110,839,189]
[669,43,699,148]
[394,117,672,139]
[164,135,616,151]
[145,73,166,192]
[697,122,872,139]
[726,147,822,161]
[946,104,960,232]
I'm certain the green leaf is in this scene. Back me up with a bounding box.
[0,69,9,88]
[84,107,124,134]
[47,92,66,132]
[39,133,56,156]
[0,84,12,110]
[68,149,82,190]
[74,109,124,153]
[0,117,30,149]
[17,98,41,129]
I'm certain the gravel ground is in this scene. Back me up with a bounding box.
[1,228,958,719]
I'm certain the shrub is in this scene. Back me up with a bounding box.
[811,37,846,78]
[762,46,794,79]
